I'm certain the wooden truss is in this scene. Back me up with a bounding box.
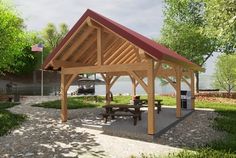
[47,17,197,135]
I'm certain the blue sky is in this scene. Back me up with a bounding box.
[13,0,217,75]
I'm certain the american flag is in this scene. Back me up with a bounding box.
[31,43,43,52]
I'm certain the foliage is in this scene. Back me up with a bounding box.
[42,23,69,51]
[159,0,217,66]
[0,1,28,74]
[0,102,26,136]
[168,149,235,158]
[213,54,236,96]
[9,32,43,74]
[204,0,236,53]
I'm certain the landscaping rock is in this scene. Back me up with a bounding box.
[157,110,225,148]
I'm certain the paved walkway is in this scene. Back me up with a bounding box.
[0,96,180,158]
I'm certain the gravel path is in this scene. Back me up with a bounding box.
[157,109,225,148]
[0,96,180,158]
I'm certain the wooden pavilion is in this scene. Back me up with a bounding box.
[43,9,204,135]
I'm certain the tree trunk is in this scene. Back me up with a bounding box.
[195,72,199,93]
[227,85,231,98]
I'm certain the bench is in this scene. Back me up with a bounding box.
[102,104,143,125]
[0,95,13,102]
[103,113,141,125]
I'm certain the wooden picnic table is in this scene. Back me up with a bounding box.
[102,104,144,125]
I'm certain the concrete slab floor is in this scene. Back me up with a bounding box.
[80,106,193,142]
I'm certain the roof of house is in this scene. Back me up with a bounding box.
[43,9,203,71]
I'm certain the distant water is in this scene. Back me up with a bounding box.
[68,74,214,96]
[0,74,214,96]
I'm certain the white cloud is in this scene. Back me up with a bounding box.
[13,0,164,38]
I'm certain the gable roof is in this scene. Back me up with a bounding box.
[43,9,203,71]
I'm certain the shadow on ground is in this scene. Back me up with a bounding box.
[0,108,107,158]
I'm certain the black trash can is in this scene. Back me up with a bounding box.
[181,90,187,109]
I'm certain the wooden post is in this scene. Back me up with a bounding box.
[190,70,195,109]
[147,59,155,135]
[105,75,112,105]
[131,77,136,97]
[61,72,68,122]
[176,66,182,118]
[97,28,103,65]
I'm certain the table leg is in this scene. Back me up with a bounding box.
[133,116,137,125]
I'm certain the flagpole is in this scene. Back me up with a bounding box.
[41,49,44,99]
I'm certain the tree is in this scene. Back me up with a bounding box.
[0,1,27,74]
[213,54,236,97]
[42,23,69,52]
[204,0,236,53]
[159,0,217,92]
[10,32,43,74]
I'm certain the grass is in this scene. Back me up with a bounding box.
[0,102,26,136]
[136,149,236,158]
[31,95,176,109]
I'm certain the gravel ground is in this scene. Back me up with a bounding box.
[0,96,180,158]
[157,109,225,148]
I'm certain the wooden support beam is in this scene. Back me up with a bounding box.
[139,48,151,61]
[103,74,113,105]
[130,76,137,97]
[110,76,120,88]
[175,66,182,118]
[51,60,89,68]
[61,72,68,122]
[154,61,162,76]
[182,77,191,88]
[147,59,155,135]
[100,73,107,83]
[65,74,78,91]
[62,63,149,74]
[162,76,176,90]
[128,70,148,93]
[97,28,103,65]
[190,71,195,109]
[133,47,141,62]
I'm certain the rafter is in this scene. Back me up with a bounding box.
[104,41,129,65]
[122,51,136,64]
[116,47,135,64]
[103,39,125,61]
[108,44,133,65]
[61,27,95,61]
[72,33,97,62]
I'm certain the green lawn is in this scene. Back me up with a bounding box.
[0,102,26,136]
[31,95,176,109]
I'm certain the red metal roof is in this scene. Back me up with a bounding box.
[43,9,202,71]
